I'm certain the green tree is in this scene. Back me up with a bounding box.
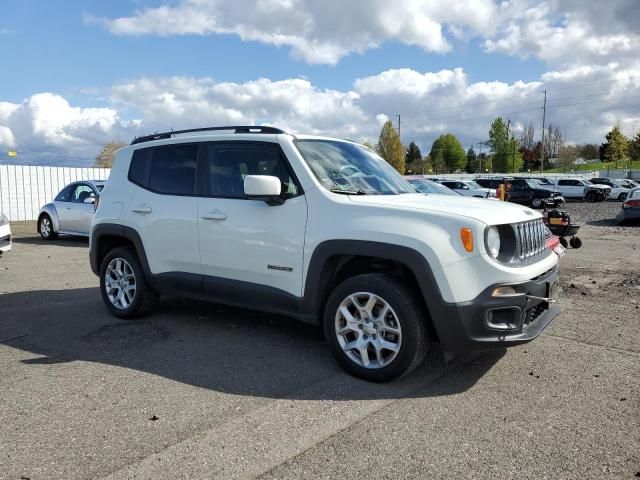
[628,131,640,162]
[94,141,127,168]
[376,121,405,173]
[602,126,629,168]
[465,146,477,173]
[577,143,599,160]
[488,117,523,172]
[404,141,423,174]
[428,134,466,172]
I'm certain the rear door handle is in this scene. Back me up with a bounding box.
[201,211,227,221]
[132,206,152,214]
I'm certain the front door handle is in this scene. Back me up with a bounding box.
[132,206,152,214]
[201,211,227,221]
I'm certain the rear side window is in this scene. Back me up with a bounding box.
[208,144,300,199]
[558,180,571,186]
[128,149,148,187]
[148,144,199,195]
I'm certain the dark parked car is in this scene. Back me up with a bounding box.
[475,177,564,208]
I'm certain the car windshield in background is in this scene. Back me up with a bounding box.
[408,179,459,195]
[295,140,415,195]
[525,179,541,188]
[464,181,483,189]
[629,189,640,199]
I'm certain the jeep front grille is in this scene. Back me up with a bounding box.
[513,219,546,261]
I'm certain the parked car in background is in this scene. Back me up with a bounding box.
[437,179,497,198]
[475,177,564,208]
[38,180,105,239]
[552,178,610,202]
[589,178,630,201]
[0,211,11,255]
[617,187,640,223]
[406,178,461,196]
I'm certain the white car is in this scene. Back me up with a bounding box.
[0,211,11,255]
[553,178,610,202]
[90,126,560,382]
[589,178,631,201]
[38,180,105,239]
[437,179,497,199]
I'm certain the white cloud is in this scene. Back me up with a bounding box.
[2,66,639,165]
[0,93,137,164]
[93,0,496,65]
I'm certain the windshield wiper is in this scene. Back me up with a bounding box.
[330,188,368,195]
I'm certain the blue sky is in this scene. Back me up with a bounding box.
[1,0,546,102]
[0,0,638,165]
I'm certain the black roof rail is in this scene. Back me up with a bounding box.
[130,126,287,145]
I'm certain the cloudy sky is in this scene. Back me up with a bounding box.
[1,0,639,165]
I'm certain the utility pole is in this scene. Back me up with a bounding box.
[395,114,401,140]
[540,90,547,173]
[477,141,484,173]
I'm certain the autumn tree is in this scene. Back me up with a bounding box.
[376,121,405,173]
[95,141,127,168]
[428,133,466,172]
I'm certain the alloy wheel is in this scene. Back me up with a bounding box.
[334,292,402,369]
[40,217,51,237]
[104,258,136,310]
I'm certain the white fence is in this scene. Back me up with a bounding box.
[0,164,110,221]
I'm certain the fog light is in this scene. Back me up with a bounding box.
[492,286,518,297]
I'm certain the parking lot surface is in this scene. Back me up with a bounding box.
[1,208,639,479]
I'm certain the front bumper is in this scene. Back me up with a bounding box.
[0,223,11,252]
[431,264,560,353]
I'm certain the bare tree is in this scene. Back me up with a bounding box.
[519,121,535,151]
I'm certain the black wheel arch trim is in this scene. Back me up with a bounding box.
[90,223,152,280]
[301,240,444,325]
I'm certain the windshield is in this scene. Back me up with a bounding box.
[408,179,459,195]
[525,179,541,188]
[464,181,483,189]
[295,140,415,195]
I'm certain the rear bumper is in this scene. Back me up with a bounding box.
[431,264,560,353]
[618,208,640,221]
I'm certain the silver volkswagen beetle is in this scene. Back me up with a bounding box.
[38,180,105,240]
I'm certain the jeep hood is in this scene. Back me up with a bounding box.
[348,193,540,225]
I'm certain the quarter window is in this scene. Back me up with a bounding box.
[148,144,198,195]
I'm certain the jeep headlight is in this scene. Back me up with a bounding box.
[0,212,8,226]
[486,226,501,258]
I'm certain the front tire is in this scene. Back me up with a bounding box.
[39,214,58,240]
[618,192,627,201]
[323,273,428,382]
[99,246,158,319]
[531,197,543,208]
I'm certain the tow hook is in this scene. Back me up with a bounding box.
[525,294,556,303]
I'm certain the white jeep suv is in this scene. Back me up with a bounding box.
[90,126,560,382]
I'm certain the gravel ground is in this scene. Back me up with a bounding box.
[1,209,638,480]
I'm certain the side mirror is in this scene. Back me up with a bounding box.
[84,196,96,204]
[244,175,283,206]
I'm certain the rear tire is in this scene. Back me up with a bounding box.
[323,273,428,382]
[569,237,582,249]
[559,237,569,248]
[39,214,58,240]
[99,246,158,319]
